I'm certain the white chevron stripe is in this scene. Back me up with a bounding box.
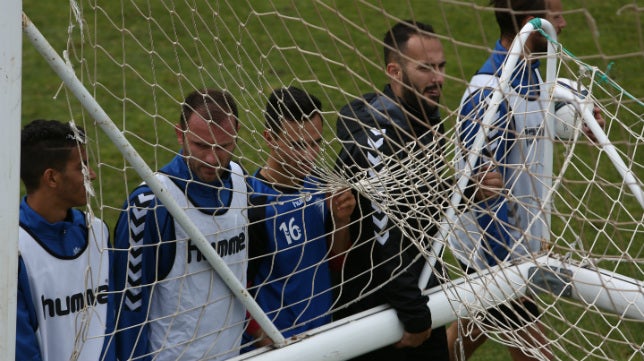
[127,266,142,278]
[131,206,148,220]
[365,129,390,245]
[367,136,384,150]
[370,200,383,213]
[137,192,155,204]
[125,297,142,310]
[372,213,388,230]
[375,231,390,245]
[127,266,142,280]
[367,152,382,167]
[129,220,145,238]
[128,250,142,264]
[124,191,155,310]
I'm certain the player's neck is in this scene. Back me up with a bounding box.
[26,192,69,223]
[260,162,303,189]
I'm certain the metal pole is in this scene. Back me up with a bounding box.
[0,1,23,360]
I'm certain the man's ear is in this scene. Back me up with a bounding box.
[175,124,185,146]
[42,168,59,189]
[386,62,402,81]
[263,128,278,149]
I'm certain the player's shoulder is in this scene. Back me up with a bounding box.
[67,208,109,234]
[338,92,376,115]
[460,73,497,113]
[337,91,396,130]
[127,183,156,208]
[246,172,265,190]
[78,210,108,230]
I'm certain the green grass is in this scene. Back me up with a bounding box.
[20,1,643,360]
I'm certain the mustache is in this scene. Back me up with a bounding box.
[423,84,442,93]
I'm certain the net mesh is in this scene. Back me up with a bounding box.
[20,1,643,360]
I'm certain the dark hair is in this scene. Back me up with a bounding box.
[490,0,546,38]
[20,119,86,193]
[383,20,435,66]
[264,86,322,134]
[179,88,238,129]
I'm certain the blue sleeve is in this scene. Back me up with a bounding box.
[101,232,117,361]
[15,257,42,361]
[459,88,513,266]
[459,87,507,162]
[113,187,175,361]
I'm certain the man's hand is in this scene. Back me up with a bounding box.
[582,106,606,142]
[329,188,356,226]
[474,165,504,201]
[252,330,274,348]
[394,328,432,348]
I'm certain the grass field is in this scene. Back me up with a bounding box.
[19,0,643,360]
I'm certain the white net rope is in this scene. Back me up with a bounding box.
[20,1,643,360]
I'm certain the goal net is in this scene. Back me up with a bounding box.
[16,1,643,360]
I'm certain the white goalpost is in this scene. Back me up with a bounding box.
[12,1,644,360]
[0,0,22,360]
[231,254,644,361]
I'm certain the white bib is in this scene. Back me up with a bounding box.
[19,217,110,361]
[451,73,549,269]
[148,162,248,361]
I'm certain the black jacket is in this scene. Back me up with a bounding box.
[335,85,449,333]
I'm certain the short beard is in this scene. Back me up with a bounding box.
[400,72,440,121]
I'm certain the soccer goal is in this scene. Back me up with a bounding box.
[8,1,643,360]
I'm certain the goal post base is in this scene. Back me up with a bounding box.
[232,255,643,361]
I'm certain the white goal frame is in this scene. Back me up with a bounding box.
[8,2,644,360]
[0,1,22,360]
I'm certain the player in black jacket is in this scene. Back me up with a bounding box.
[335,20,451,361]
[335,20,504,360]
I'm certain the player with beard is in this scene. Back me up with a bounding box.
[335,20,502,361]
[113,89,248,361]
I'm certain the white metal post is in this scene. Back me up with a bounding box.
[418,19,558,288]
[232,255,643,361]
[0,1,23,360]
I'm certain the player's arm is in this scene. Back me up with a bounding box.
[113,191,154,361]
[365,132,432,346]
[458,87,504,163]
[377,228,432,346]
[246,194,268,284]
[113,188,174,361]
[459,88,513,265]
[335,104,432,346]
[15,256,43,361]
[102,224,117,361]
[332,110,369,261]
[378,228,433,348]
[244,193,273,347]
